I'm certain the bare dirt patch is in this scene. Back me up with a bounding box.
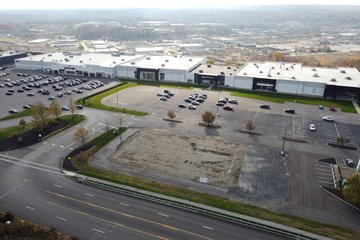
[108,129,247,188]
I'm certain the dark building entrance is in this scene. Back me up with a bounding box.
[136,68,159,81]
[194,73,225,86]
[324,85,360,100]
[252,78,277,92]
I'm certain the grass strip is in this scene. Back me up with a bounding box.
[75,83,147,116]
[0,108,32,121]
[70,130,359,240]
[215,87,356,113]
[125,79,205,90]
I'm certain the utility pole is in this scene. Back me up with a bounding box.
[281,125,288,156]
[116,85,119,106]
[119,116,122,143]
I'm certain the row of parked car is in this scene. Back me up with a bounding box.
[9,104,84,114]
[179,93,208,110]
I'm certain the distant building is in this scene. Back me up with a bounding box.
[0,51,27,66]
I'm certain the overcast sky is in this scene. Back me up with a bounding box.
[0,0,359,10]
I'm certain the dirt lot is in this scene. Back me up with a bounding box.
[108,129,247,188]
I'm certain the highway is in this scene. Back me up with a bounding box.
[0,108,290,240]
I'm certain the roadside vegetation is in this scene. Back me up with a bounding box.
[0,211,76,240]
[0,108,32,121]
[125,79,197,90]
[217,88,357,113]
[75,82,147,116]
[68,130,359,240]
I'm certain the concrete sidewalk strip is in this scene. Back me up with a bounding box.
[352,101,360,115]
[67,172,332,240]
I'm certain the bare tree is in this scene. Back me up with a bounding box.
[74,127,88,146]
[336,137,350,146]
[202,111,215,126]
[32,102,50,130]
[246,121,256,132]
[49,100,62,119]
[68,98,77,117]
[19,119,27,128]
[167,110,176,121]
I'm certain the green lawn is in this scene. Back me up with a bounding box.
[0,108,33,121]
[70,130,359,240]
[223,88,356,113]
[76,83,147,116]
[125,79,206,90]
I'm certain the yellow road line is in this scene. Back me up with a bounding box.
[46,190,214,240]
[36,197,169,240]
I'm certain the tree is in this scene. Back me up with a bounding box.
[68,98,77,117]
[74,127,88,146]
[167,110,176,121]
[246,120,256,132]
[19,119,27,128]
[32,102,50,130]
[343,174,360,206]
[49,100,62,119]
[336,137,350,146]
[270,52,285,62]
[202,111,215,127]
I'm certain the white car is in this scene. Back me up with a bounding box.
[228,99,238,104]
[188,104,196,110]
[156,92,163,96]
[309,124,316,131]
[323,116,334,122]
[9,109,18,114]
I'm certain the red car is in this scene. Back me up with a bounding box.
[329,106,336,112]
[223,105,234,111]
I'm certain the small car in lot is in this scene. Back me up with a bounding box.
[164,89,169,93]
[260,104,270,109]
[191,101,200,106]
[285,109,295,114]
[195,98,204,103]
[48,96,55,100]
[27,92,35,96]
[9,109,18,113]
[309,124,316,132]
[216,102,225,107]
[17,89,24,93]
[163,94,171,98]
[167,92,175,97]
[8,89,15,93]
[76,105,84,110]
[323,116,334,122]
[223,105,234,111]
[5,92,13,96]
[345,159,354,168]
[62,106,69,111]
[218,98,228,104]
[329,105,336,112]
[178,104,186,108]
[57,93,63,97]
[318,105,324,110]
[228,99,238,104]
[184,98,192,103]
[23,105,31,109]
[188,104,196,110]
[156,92,163,97]
[160,96,167,101]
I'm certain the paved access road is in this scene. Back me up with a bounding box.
[0,107,289,240]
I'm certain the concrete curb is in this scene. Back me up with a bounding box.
[63,171,333,240]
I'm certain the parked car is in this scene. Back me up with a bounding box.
[216,102,225,107]
[76,105,84,110]
[17,89,24,93]
[260,104,270,109]
[61,106,69,111]
[178,104,186,108]
[285,109,295,114]
[164,89,169,93]
[5,92,13,96]
[156,92,163,96]
[223,105,234,111]
[188,105,196,110]
[48,96,55,100]
[167,92,175,96]
[57,93,63,97]
[27,92,34,96]
[329,105,336,112]
[345,159,354,168]
[323,116,334,122]
[184,98,192,103]
[191,101,200,106]
[309,124,316,132]
[195,98,204,103]
[160,96,167,101]
[9,109,18,113]
[23,105,31,109]
[218,98,228,104]
[228,99,238,104]
[318,105,324,110]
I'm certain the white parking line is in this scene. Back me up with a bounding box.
[333,122,340,137]
[158,213,170,218]
[56,216,67,221]
[85,193,94,197]
[202,225,214,230]
[119,202,130,207]
[25,206,34,210]
[317,176,334,180]
[91,228,105,234]
[54,184,63,188]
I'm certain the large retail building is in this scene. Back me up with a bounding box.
[15,52,360,100]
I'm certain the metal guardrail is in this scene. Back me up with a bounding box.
[79,177,332,240]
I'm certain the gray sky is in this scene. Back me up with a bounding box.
[0,0,359,10]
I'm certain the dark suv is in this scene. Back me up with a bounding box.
[285,109,295,114]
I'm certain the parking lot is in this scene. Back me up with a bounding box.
[0,65,116,117]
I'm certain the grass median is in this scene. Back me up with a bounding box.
[68,130,359,240]
[0,108,32,121]
[215,87,357,113]
[75,82,147,116]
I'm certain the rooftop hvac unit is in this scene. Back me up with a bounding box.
[69,55,73,58]
[291,76,296,79]
[161,64,165,67]
[199,69,203,73]
[230,73,233,75]
[243,72,247,75]
[227,66,231,69]
[121,59,125,61]
[346,76,352,80]
[146,57,150,60]
[165,59,169,62]
[285,68,289,70]
[259,71,263,73]
[268,74,271,77]
[331,78,336,82]
[207,64,211,68]
[131,62,135,65]
[80,60,83,63]
[277,72,280,75]
[313,73,319,77]
[340,70,346,74]
[271,66,275,69]
[312,68,317,71]
[220,71,225,75]
[113,61,116,64]
[189,58,192,61]
[48,54,52,57]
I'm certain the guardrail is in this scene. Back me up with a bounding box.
[68,173,332,240]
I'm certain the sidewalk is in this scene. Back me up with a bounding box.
[352,101,360,114]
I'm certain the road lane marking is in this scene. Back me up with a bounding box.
[0,179,30,199]
[52,143,56,146]
[26,206,34,210]
[92,228,105,234]
[54,184,63,188]
[0,157,62,175]
[36,197,171,240]
[46,191,213,240]
[202,226,213,230]
[57,216,67,221]
[119,202,130,207]
[0,154,60,170]
[63,125,106,149]
[60,145,64,148]
[158,213,169,218]
[85,193,95,197]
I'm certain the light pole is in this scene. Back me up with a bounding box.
[116,85,119,106]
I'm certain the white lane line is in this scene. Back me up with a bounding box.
[0,157,63,175]
[51,143,56,146]
[98,123,116,128]
[26,206,34,210]
[56,216,67,221]
[54,184,63,188]
[85,193,94,197]
[293,114,296,137]
[92,128,96,131]
[0,154,60,170]
[202,225,213,230]
[119,202,130,207]
[317,176,334,180]
[333,122,340,137]
[99,130,104,133]
[92,228,105,234]
[158,213,170,218]
[68,148,73,150]
[60,145,64,148]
